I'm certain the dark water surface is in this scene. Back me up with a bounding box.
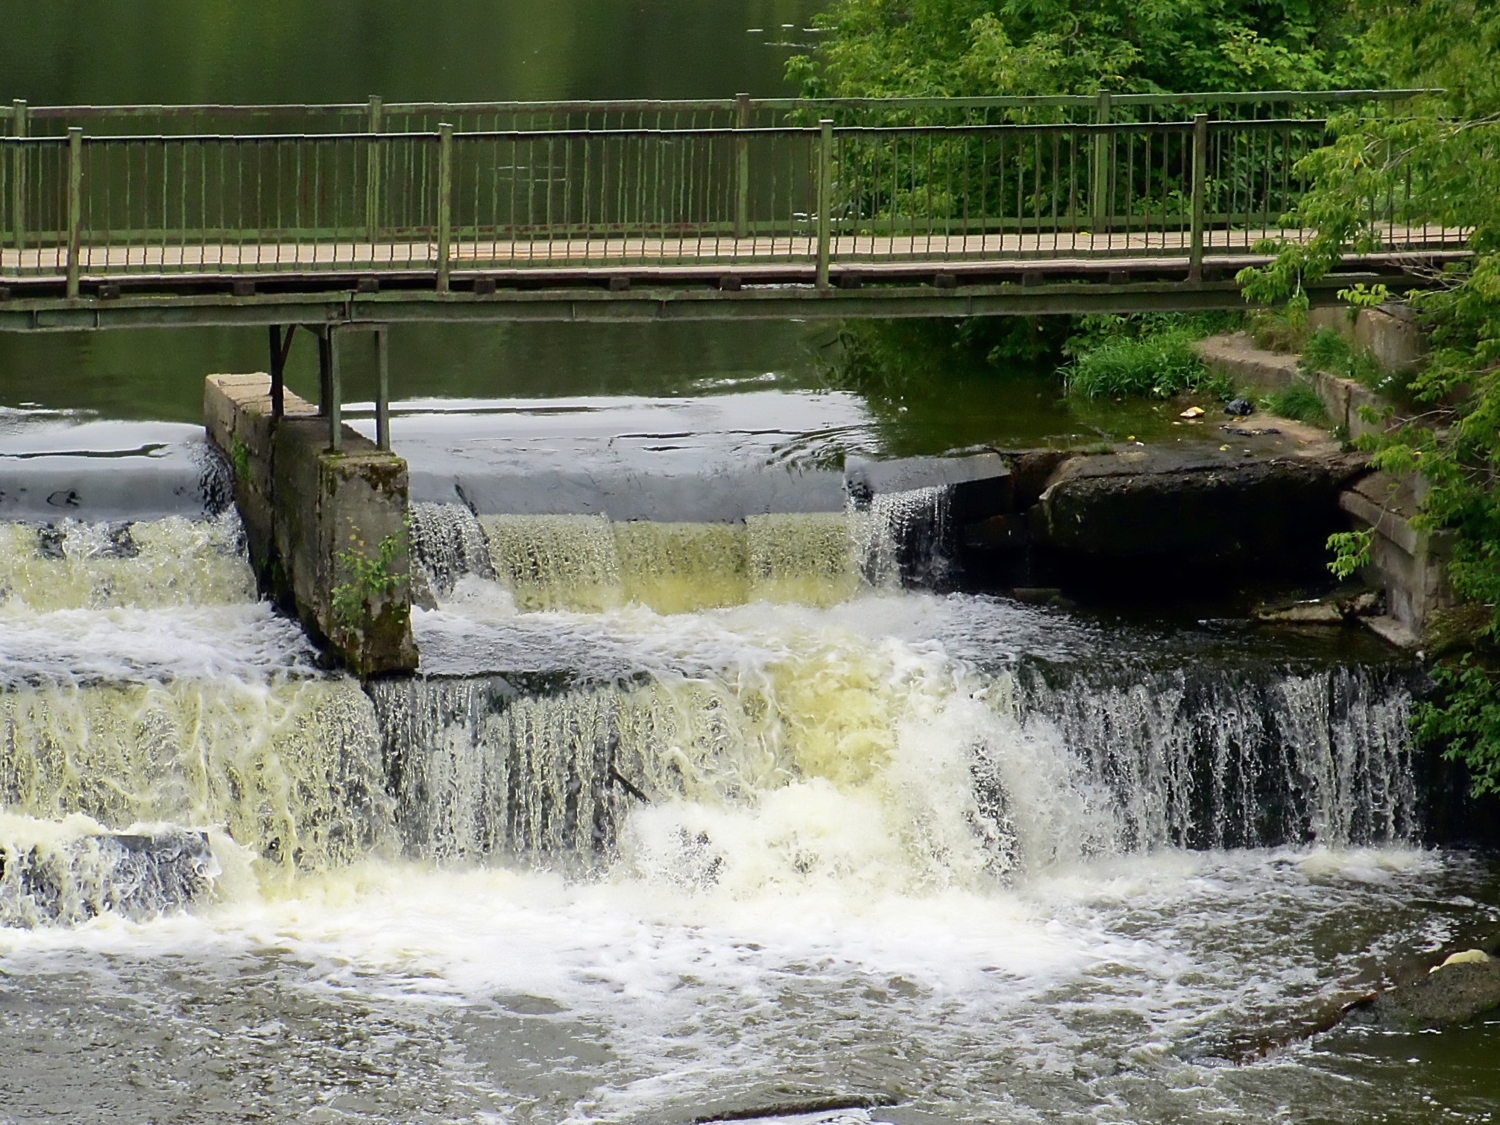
[0,0,836,431]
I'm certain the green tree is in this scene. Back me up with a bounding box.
[1240,1,1500,792]
[788,0,1374,100]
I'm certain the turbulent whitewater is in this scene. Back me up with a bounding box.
[3,500,1484,1125]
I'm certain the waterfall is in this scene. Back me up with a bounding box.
[0,498,1428,929]
[408,492,955,616]
[411,506,868,614]
[1007,660,1420,852]
[409,501,495,597]
[369,645,1421,880]
[0,509,393,919]
[0,512,254,611]
[858,485,951,589]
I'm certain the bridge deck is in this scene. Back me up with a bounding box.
[0,227,1463,283]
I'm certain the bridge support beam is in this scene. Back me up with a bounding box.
[205,371,417,677]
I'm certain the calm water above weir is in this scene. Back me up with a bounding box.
[4,6,1500,1125]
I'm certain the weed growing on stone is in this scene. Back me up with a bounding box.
[331,532,405,625]
[1299,328,1391,392]
[1261,380,1330,426]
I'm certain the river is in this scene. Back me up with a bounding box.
[2,5,1500,1125]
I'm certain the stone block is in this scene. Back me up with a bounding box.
[1193,332,1301,392]
[1339,471,1455,641]
[205,374,416,676]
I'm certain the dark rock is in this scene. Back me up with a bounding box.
[1253,586,1385,624]
[1225,398,1256,417]
[1351,952,1500,1030]
[1222,426,1281,437]
[0,823,218,927]
[961,513,1027,550]
[1030,446,1368,583]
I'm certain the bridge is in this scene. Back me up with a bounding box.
[0,89,1461,673]
[0,90,1466,444]
[0,89,1460,326]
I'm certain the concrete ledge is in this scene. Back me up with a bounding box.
[1194,327,1456,643]
[205,374,417,676]
[1032,446,1364,569]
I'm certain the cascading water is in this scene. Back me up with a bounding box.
[0,508,393,919]
[8,487,1492,1125]
[391,499,1424,879]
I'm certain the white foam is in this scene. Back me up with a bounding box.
[0,603,320,686]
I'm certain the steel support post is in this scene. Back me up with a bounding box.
[268,324,296,419]
[327,327,343,451]
[816,119,833,290]
[374,325,391,452]
[435,122,454,293]
[65,128,83,298]
[317,328,333,418]
[1189,113,1208,282]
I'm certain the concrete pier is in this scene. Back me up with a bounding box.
[205,374,417,676]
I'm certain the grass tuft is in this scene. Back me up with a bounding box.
[1064,327,1229,400]
[1260,379,1330,425]
[1300,327,1388,389]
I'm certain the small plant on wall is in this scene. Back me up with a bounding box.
[331,529,405,627]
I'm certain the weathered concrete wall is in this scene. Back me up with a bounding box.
[205,374,417,676]
[1340,472,1454,647]
[1195,332,1390,440]
[1309,303,1428,376]
[1192,328,1454,646]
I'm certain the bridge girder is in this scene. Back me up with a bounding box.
[0,263,1446,332]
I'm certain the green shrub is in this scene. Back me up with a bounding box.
[1064,327,1227,400]
[1300,327,1387,389]
[1260,380,1330,425]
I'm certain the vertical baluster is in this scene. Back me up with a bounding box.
[734,92,750,244]
[10,100,27,256]
[816,119,832,287]
[366,94,383,254]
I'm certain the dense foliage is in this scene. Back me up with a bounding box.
[788,0,1374,99]
[1238,0,1500,792]
[1062,314,1236,399]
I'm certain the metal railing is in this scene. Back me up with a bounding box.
[0,89,1440,137]
[0,114,1471,296]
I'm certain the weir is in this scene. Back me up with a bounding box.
[4,92,1493,1125]
[0,421,1470,1121]
[0,498,1427,902]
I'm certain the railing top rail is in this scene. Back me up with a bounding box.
[0,117,1336,146]
[0,88,1440,121]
